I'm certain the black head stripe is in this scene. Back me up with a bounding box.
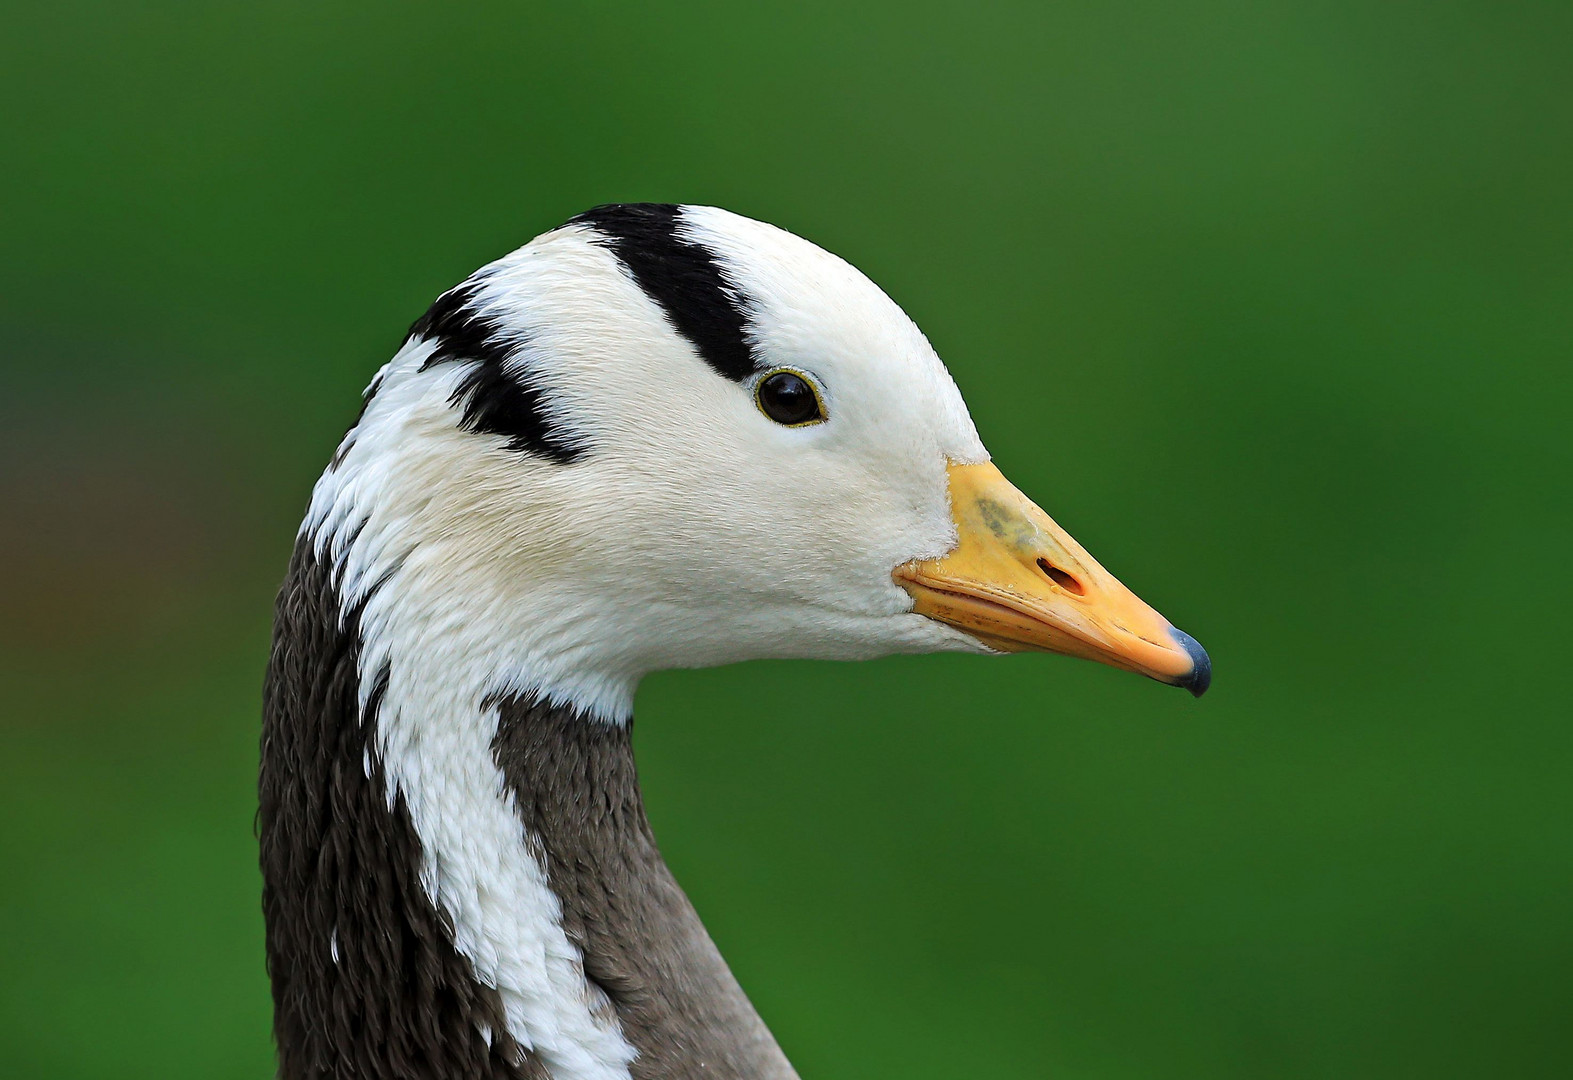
[406,279,586,463]
[569,203,760,382]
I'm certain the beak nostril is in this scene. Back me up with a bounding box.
[1036,558,1086,596]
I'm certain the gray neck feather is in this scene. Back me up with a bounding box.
[261,533,797,1079]
[492,695,797,1079]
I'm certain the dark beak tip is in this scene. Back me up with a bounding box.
[1168,628,1212,698]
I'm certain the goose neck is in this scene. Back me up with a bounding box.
[260,533,796,1080]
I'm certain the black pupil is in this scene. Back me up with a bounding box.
[758,372,821,425]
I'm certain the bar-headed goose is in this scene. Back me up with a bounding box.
[261,203,1209,1080]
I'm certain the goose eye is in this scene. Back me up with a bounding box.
[755,370,825,426]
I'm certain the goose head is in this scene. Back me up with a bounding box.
[268,203,1208,1080]
[306,203,1207,722]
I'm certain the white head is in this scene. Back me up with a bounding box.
[306,204,1206,721]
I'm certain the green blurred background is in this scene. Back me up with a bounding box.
[2,2,1569,1076]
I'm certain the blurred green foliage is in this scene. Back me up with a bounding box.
[1,2,1569,1077]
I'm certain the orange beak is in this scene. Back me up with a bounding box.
[895,462,1210,695]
